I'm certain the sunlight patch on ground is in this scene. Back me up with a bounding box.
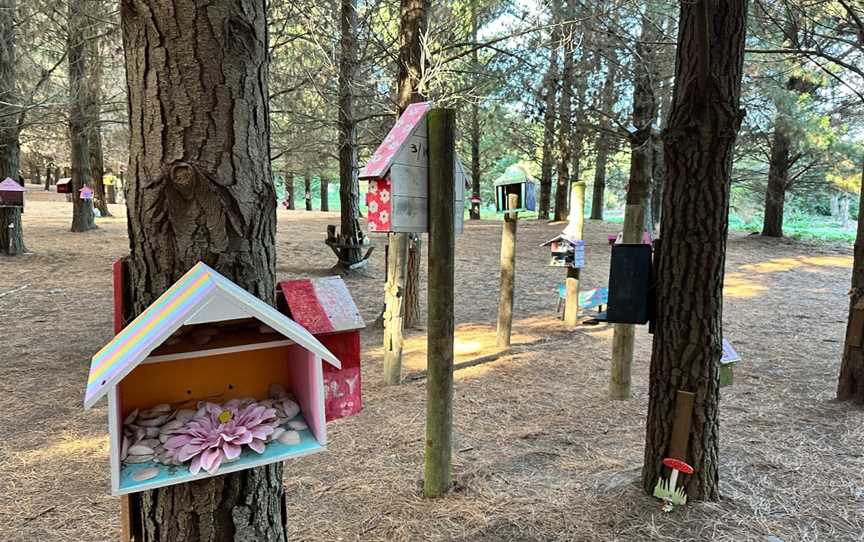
[724,272,768,299]
[398,322,541,372]
[17,434,107,465]
[740,255,852,274]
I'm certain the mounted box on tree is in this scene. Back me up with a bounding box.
[0,177,24,208]
[85,262,343,496]
[359,101,467,233]
[606,243,653,325]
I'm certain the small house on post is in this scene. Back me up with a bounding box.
[56,177,71,194]
[84,262,342,495]
[278,276,365,421]
[541,233,585,268]
[493,165,537,213]
[360,101,467,233]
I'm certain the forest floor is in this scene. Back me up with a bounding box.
[1,186,862,542]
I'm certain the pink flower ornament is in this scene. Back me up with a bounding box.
[164,401,279,475]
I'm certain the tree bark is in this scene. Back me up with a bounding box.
[761,125,789,237]
[304,175,312,211]
[553,0,574,222]
[85,3,111,217]
[319,177,329,211]
[538,0,560,221]
[469,6,481,221]
[120,1,284,539]
[396,0,428,330]
[642,0,748,502]
[838,162,864,403]
[590,42,618,221]
[0,0,24,255]
[286,172,295,210]
[68,0,96,232]
[44,163,52,190]
[336,0,364,267]
[610,7,657,400]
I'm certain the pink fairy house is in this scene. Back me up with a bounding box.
[360,101,467,233]
[278,276,364,421]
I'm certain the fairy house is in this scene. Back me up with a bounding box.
[0,178,24,208]
[56,177,71,194]
[359,101,466,233]
[493,164,537,213]
[278,276,365,421]
[541,234,585,268]
[85,262,342,495]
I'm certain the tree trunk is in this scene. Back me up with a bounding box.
[336,0,364,267]
[396,0,428,331]
[590,40,618,221]
[469,6,481,221]
[652,71,674,230]
[120,1,284,539]
[86,5,111,218]
[838,163,864,403]
[610,8,657,400]
[319,177,329,211]
[304,175,312,210]
[538,1,560,221]
[570,14,591,188]
[642,0,748,502]
[761,122,790,237]
[286,172,295,210]
[68,0,96,232]
[44,163,52,190]
[553,0,574,222]
[591,140,608,220]
[0,0,24,255]
[469,101,481,220]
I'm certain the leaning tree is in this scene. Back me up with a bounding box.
[120,0,283,539]
[641,0,749,501]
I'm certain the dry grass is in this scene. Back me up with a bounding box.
[1,186,863,541]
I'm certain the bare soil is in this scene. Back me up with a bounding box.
[1,186,862,541]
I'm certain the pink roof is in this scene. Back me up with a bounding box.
[279,277,365,335]
[359,101,432,179]
[0,178,24,191]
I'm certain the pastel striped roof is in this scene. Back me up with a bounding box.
[84,262,341,409]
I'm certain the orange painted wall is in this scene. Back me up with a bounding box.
[118,344,303,415]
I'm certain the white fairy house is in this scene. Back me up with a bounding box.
[84,262,342,495]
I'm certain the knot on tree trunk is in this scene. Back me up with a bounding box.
[168,161,198,199]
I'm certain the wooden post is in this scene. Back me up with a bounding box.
[609,203,644,400]
[424,108,455,497]
[496,193,518,348]
[383,232,408,385]
[563,181,586,327]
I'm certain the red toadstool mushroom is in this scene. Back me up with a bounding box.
[662,457,694,491]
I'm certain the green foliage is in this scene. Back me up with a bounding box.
[652,477,687,508]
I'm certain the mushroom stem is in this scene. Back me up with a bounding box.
[669,468,680,491]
